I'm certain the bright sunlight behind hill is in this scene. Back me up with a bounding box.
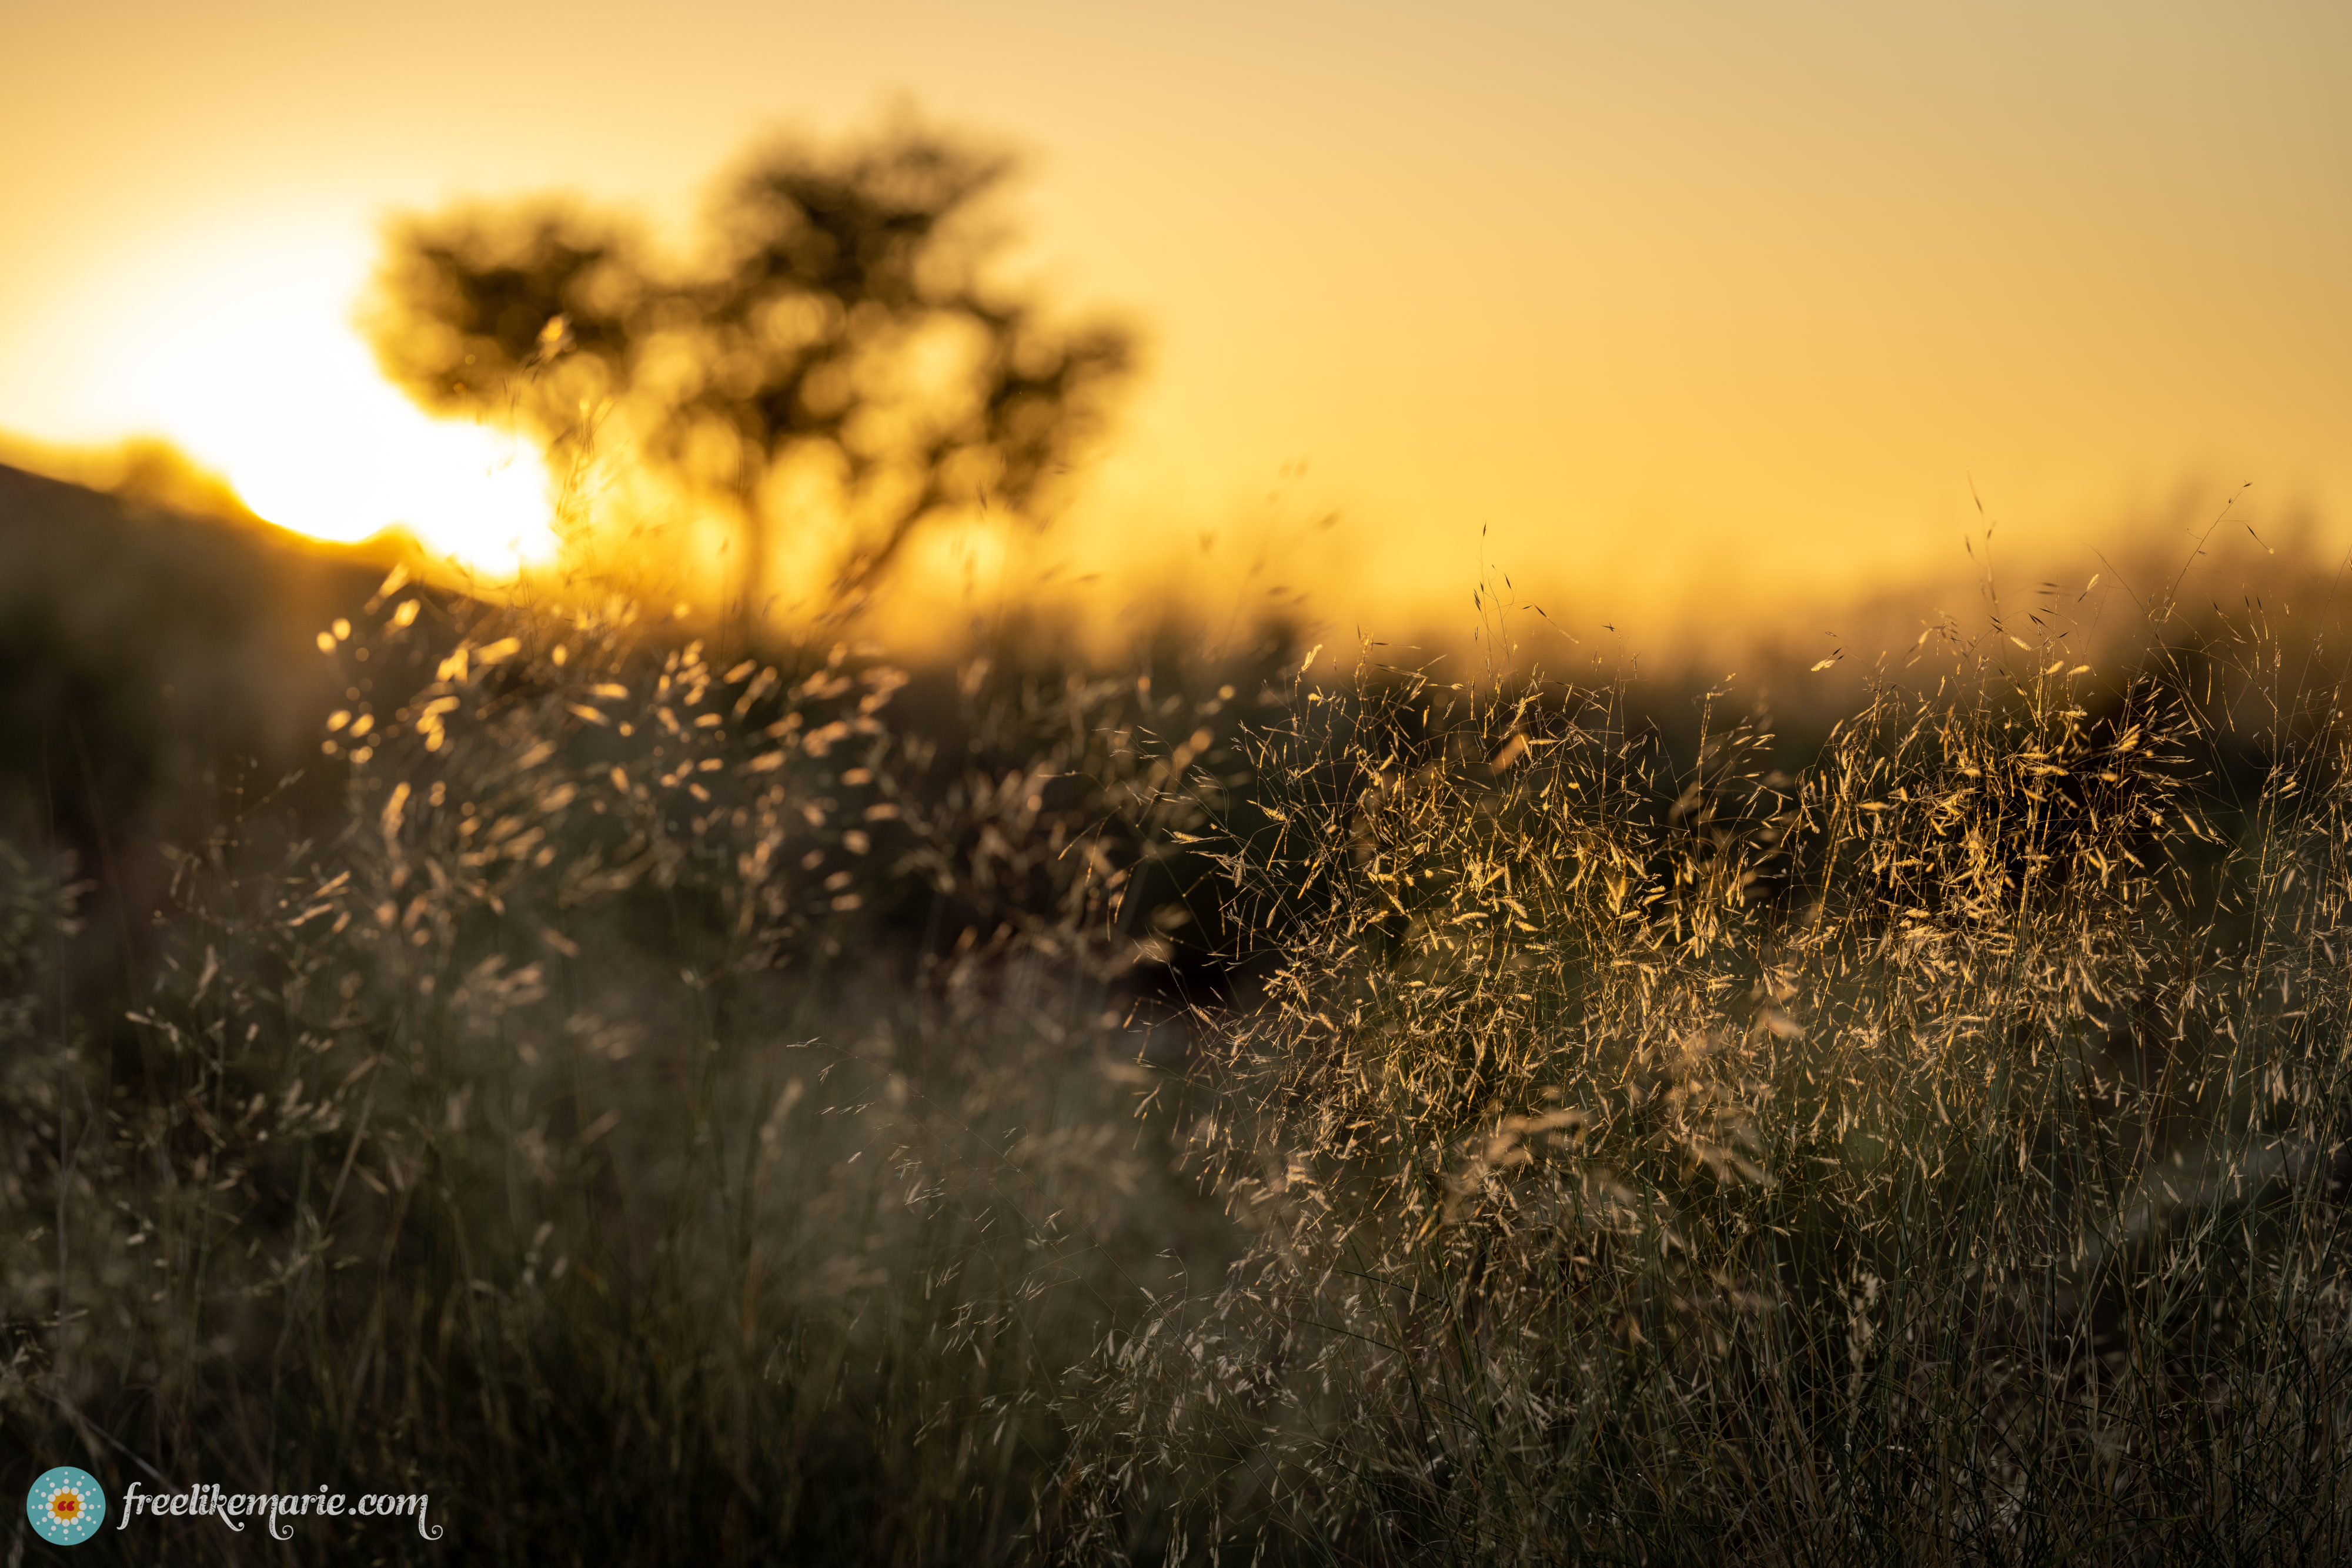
[15,220,556,574]
[7,1,2348,623]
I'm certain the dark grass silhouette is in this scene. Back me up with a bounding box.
[5,462,2352,1562]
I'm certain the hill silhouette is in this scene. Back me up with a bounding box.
[0,460,402,1009]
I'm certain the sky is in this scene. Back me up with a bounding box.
[4,0,2347,637]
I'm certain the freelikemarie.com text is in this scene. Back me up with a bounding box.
[115,1480,443,1541]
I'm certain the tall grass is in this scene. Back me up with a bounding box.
[1063,591,2352,1563]
[1,579,1242,1562]
[7,553,2352,1564]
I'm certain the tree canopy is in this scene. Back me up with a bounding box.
[367,124,1133,620]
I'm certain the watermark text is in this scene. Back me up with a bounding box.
[115,1480,442,1542]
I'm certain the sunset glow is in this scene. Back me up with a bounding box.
[6,223,558,575]
[163,312,558,574]
[1,0,2346,621]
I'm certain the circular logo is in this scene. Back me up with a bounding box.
[26,1467,105,1546]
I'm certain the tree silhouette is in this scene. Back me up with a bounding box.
[367,123,1133,622]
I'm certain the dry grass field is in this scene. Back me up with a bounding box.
[6,473,2352,1563]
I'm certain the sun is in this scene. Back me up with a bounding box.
[159,303,560,576]
[9,216,560,577]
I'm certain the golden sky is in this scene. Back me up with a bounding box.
[4,0,2347,634]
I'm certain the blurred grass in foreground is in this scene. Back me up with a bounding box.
[6,507,2352,1563]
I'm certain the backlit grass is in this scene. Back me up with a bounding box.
[8,557,2352,1564]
